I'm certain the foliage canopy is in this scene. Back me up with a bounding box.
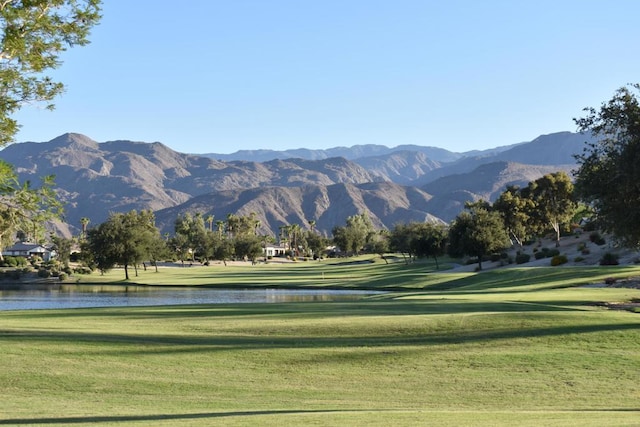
[574,83,640,248]
[0,0,101,145]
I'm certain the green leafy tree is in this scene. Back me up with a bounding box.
[524,171,576,246]
[410,222,448,269]
[448,202,510,270]
[84,210,161,279]
[367,230,390,263]
[0,0,101,146]
[51,235,73,268]
[173,212,207,261]
[304,229,328,259]
[574,84,640,247]
[332,213,375,255]
[389,223,414,264]
[493,185,534,248]
[234,234,263,263]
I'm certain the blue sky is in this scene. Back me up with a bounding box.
[12,1,640,154]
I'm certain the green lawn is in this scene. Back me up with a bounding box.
[1,260,639,426]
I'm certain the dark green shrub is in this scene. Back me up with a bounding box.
[515,253,531,264]
[599,252,619,266]
[37,268,51,278]
[58,273,67,281]
[73,266,92,275]
[590,231,606,245]
[534,251,546,260]
[547,248,560,257]
[5,256,17,267]
[574,256,585,263]
[550,255,568,266]
[490,253,501,262]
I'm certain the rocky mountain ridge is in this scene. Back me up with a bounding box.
[0,131,593,236]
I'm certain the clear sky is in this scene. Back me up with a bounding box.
[12,1,640,154]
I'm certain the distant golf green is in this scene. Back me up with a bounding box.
[1,259,638,426]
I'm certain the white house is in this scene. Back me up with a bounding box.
[263,243,288,258]
[2,243,55,262]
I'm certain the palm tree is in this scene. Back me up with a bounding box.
[308,219,316,234]
[80,217,90,238]
[205,214,214,232]
[216,220,225,238]
[289,223,301,257]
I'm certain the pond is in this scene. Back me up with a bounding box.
[0,284,382,311]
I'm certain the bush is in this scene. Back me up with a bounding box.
[550,255,568,266]
[534,251,546,260]
[73,266,93,275]
[58,273,67,281]
[37,268,51,278]
[5,256,17,267]
[515,253,531,264]
[600,252,619,266]
[547,248,560,257]
[574,256,585,263]
[589,231,606,245]
[490,253,501,262]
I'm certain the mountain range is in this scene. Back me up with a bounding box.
[0,131,594,237]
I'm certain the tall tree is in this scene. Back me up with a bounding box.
[410,222,448,269]
[448,202,510,271]
[574,84,640,248]
[0,0,102,146]
[80,217,90,238]
[84,210,160,280]
[493,185,533,248]
[524,172,576,246]
[205,214,214,232]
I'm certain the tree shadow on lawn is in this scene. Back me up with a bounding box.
[2,298,637,356]
[0,297,587,322]
[1,322,637,357]
[419,267,640,292]
[0,409,369,425]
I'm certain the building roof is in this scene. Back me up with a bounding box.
[3,243,49,253]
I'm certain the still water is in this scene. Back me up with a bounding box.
[0,284,380,311]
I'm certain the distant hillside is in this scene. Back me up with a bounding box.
[202,143,464,163]
[0,133,378,231]
[421,161,573,221]
[154,182,443,236]
[0,131,593,237]
[353,151,441,184]
[414,131,591,185]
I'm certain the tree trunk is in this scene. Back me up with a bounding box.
[124,264,129,280]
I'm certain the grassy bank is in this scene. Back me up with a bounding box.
[1,260,639,426]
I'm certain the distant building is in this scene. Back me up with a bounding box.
[2,243,55,262]
[263,243,287,257]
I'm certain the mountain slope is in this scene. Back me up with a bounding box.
[422,161,572,221]
[154,182,442,236]
[0,133,379,230]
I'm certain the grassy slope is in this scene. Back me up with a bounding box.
[1,259,639,426]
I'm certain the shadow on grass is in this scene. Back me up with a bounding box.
[0,409,371,425]
[2,319,638,356]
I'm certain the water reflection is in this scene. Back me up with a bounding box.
[0,284,381,311]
